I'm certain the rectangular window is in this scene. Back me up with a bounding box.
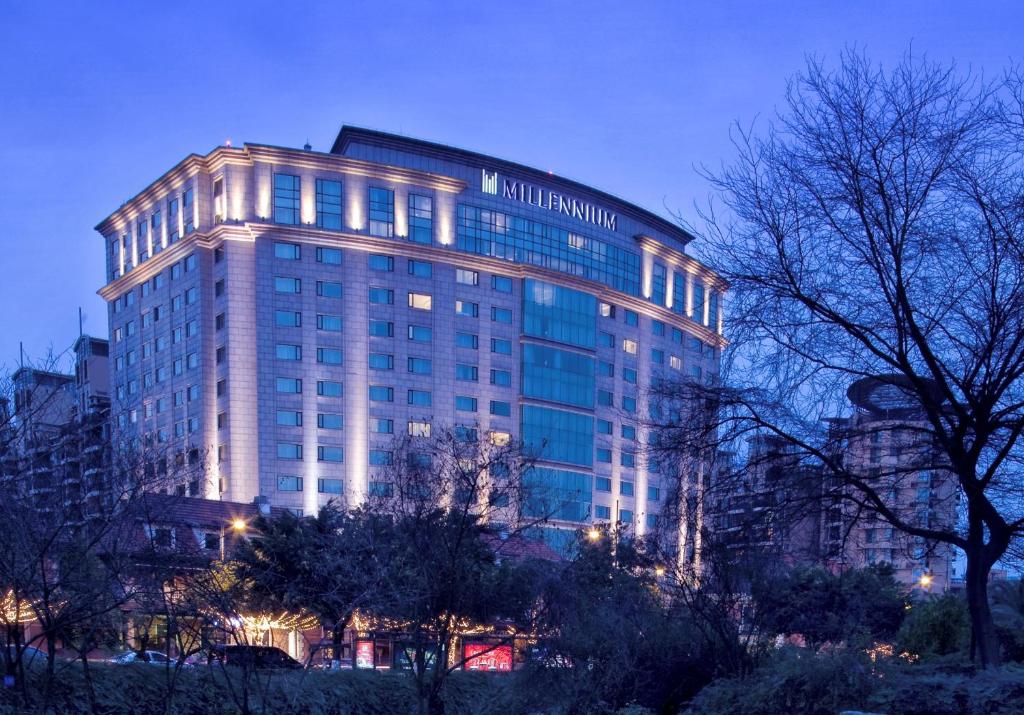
[369,254,394,271]
[623,367,637,384]
[599,302,615,318]
[622,339,638,355]
[491,306,512,323]
[455,364,478,382]
[277,475,303,491]
[316,179,343,230]
[276,377,302,393]
[624,309,638,326]
[648,486,660,501]
[620,509,634,525]
[490,400,511,417]
[408,420,431,437]
[597,419,613,435]
[317,413,343,430]
[455,300,479,317]
[407,357,432,375]
[595,505,612,519]
[317,446,344,462]
[407,389,431,406]
[317,347,343,365]
[596,448,612,463]
[317,314,343,332]
[317,280,342,298]
[490,369,511,386]
[274,242,301,260]
[369,287,394,304]
[522,343,595,409]
[369,353,394,370]
[491,275,513,293]
[316,247,343,265]
[276,344,302,361]
[621,424,636,440]
[521,404,595,467]
[621,452,636,469]
[598,361,614,377]
[273,174,301,225]
[368,187,394,237]
[408,292,432,310]
[369,451,393,467]
[277,443,302,460]
[651,262,667,306]
[408,259,432,278]
[371,418,394,434]
[456,332,478,349]
[523,280,596,349]
[596,476,612,492]
[455,395,478,412]
[408,325,432,342]
[277,410,302,426]
[317,380,344,397]
[408,194,433,244]
[275,277,301,294]
[622,396,637,413]
[651,349,665,365]
[369,320,394,337]
[490,338,512,355]
[369,385,394,402]
[318,478,343,495]
[651,319,665,336]
[456,269,478,286]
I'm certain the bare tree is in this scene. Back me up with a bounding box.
[662,50,1024,666]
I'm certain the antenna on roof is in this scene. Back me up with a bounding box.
[78,307,84,338]
[303,139,312,152]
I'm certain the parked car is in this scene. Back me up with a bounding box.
[3,645,47,668]
[206,645,302,669]
[109,650,177,666]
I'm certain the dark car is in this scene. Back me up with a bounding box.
[207,645,302,669]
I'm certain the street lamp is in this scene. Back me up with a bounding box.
[586,527,601,542]
[919,573,933,589]
[220,518,248,560]
[654,566,666,577]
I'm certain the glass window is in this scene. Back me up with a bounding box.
[491,275,513,293]
[456,269,478,285]
[490,400,512,417]
[455,300,479,317]
[317,281,342,298]
[652,319,665,336]
[408,292,432,310]
[598,331,614,348]
[317,380,343,397]
[521,343,595,409]
[318,478,343,495]
[317,446,344,462]
[622,396,637,413]
[368,187,394,237]
[491,306,512,323]
[599,302,615,318]
[596,448,612,463]
[456,204,640,295]
[316,179,343,229]
[623,367,638,384]
[317,347,343,365]
[672,272,687,316]
[277,443,302,460]
[276,377,302,393]
[456,332,478,349]
[455,364,479,382]
[275,242,300,260]
[276,344,302,361]
[619,509,634,525]
[597,390,614,407]
[275,277,301,294]
[692,282,705,323]
[621,424,636,440]
[273,174,301,225]
[597,419,613,435]
[522,405,594,467]
[407,389,431,406]
[408,194,433,244]
[595,505,612,519]
[277,410,302,426]
[624,309,638,326]
[317,247,343,265]
[523,466,592,522]
[407,357,432,375]
[491,338,512,355]
[523,279,596,349]
[317,314,343,332]
[277,476,303,491]
[455,395,477,412]
[490,369,511,386]
[318,413,343,430]
[369,254,394,271]
[369,481,393,497]
[598,361,614,377]
[408,259,432,277]
[622,339,638,355]
[369,320,394,337]
[596,476,612,492]
[621,452,636,469]
[369,353,394,370]
[369,385,394,402]
[371,418,394,434]
[369,451,393,466]
[368,287,394,304]
[408,325,432,342]
[651,348,665,365]
[651,262,667,306]
[648,486,660,501]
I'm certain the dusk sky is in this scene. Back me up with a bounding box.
[1,1,1021,371]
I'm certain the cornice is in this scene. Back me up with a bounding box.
[634,234,728,292]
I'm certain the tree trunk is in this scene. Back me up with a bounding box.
[965,548,1000,667]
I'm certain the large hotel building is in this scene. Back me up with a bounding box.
[94,127,725,546]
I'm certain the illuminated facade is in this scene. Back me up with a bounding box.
[94,127,725,548]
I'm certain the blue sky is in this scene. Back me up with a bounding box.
[1,0,1020,370]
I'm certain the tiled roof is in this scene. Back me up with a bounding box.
[131,494,282,530]
[482,532,563,562]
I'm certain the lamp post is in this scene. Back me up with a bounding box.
[221,518,247,560]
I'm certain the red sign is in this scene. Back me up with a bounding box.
[463,642,513,672]
[354,640,375,669]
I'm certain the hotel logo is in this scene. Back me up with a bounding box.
[481,169,498,195]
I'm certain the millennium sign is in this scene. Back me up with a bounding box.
[481,169,617,232]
